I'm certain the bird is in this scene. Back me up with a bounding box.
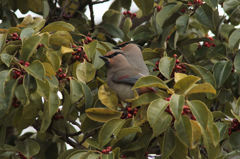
[100,50,154,101]
[114,42,149,76]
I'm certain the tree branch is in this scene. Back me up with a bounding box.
[92,0,110,5]
[88,0,95,32]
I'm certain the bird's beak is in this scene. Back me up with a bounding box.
[99,56,109,64]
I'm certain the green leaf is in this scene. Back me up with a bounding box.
[101,23,124,39]
[133,0,154,16]
[83,40,97,61]
[174,75,201,95]
[187,100,209,129]
[102,9,121,26]
[170,94,184,120]
[175,115,192,147]
[48,87,60,118]
[98,119,126,147]
[16,139,40,158]
[86,108,122,122]
[229,29,240,49]
[155,2,182,34]
[20,28,34,40]
[213,60,232,88]
[194,4,215,30]
[204,0,218,8]
[186,83,216,96]
[161,128,176,159]
[25,60,45,81]
[176,14,189,35]
[76,61,96,83]
[0,33,7,52]
[159,56,175,79]
[133,75,169,90]
[190,120,202,148]
[147,98,172,136]
[41,21,75,32]
[49,31,73,49]
[234,52,240,73]
[0,53,13,67]
[98,84,118,110]
[229,132,240,150]
[0,70,9,97]
[70,79,83,104]
[131,92,160,107]
[46,50,61,72]
[187,64,216,88]
[20,34,42,61]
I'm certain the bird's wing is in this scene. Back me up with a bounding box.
[112,72,143,85]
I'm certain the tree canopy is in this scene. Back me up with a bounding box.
[0,0,240,158]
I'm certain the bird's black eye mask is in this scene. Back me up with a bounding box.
[99,52,123,65]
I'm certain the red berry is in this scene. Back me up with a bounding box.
[208,37,214,41]
[188,2,192,6]
[121,155,127,158]
[132,13,137,17]
[19,60,24,65]
[156,6,162,12]
[133,110,138,115]
[58,68,63,72]
[173,54,177,58]
[75,55,80,60]
[127,113,132,118]
[165,97,171,101]
[13,33,18,37]
[123,11,127,15]
[127,107,132,112]
[12,36,17,40]
[86,36,92,42]
[176,65,182,69]
[77,48,82,52]
[107,146,112,151]
[24,62,30,67]
[62,73,67,78]
[102,149,107,154]
[233,119,239,123]
[191,115,196,120]
[180,9,185,13]
[176,59,180,63]
[72,44,77,48]
[228,128,232,135]
[127,11,131,15]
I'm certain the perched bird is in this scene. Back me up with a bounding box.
[115,43,149,76]
[100,51,153,101]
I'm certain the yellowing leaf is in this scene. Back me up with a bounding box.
[61,46,74,54]
[174,72,188,83]
[86,108,122,122]
[174,75,200,95]
[98,84,118,110]
[187,83,216,96]
[76,61,96,83]
[190,120,201,149]
[43,62,55,77]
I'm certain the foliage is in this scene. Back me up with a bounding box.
[0,0,240,159]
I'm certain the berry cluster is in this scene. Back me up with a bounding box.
[121,106,138,119]
[123,11,137,19]
[56,68,67,80]
[228,119,240,135]
[6,32,21,43]
[156,6,162,12]
[101,146,112,154]
[173,54,186,73]
[17,152,27,159]
[181,105,196,120]
[12,60,30,84]
[12,97,21,108]
[164,97,196,121]
[84,36,93,44]
[203,36,215,48]
[53,109,64,120]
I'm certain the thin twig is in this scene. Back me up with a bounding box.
[70,120,81,129]
[92,0,110,5]
[89,0,95,32]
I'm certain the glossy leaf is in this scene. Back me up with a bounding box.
[170,94,184,120]
[86,108,122,122]
[161,128,176,159]
[174,75,200,95]
[41,21,75,32]
[98,119,125,147]
[133,75,169,90]
[25,60,45,81]
[176,14,189,35]
[229,29,240,49]
[213,60,232,88]
[98,84,118,110]
[186,83,216,96]
[133,0,154,16]
[147,98,172,136]
[159,56,175,79]
[76,61,96,83]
